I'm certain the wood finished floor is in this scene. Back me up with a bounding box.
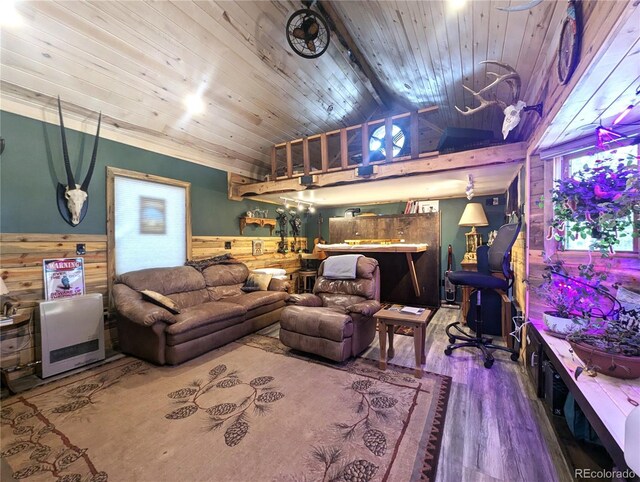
[261,307,574,482]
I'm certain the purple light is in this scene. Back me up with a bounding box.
[613,104,634,125]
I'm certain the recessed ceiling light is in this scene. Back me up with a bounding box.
[0,0,24,27]
[184,94,205,115]
[449,0,466,10]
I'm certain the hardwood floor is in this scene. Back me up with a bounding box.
[262,307,574,482]
[368,308,573,482]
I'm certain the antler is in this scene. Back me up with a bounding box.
[57,96,75,188]
[455,61,521,116]
[80,112,101,192]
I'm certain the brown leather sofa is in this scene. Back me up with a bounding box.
[279,256,381,362]
[113,263,289,365]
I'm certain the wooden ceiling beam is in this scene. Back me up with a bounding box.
[233,142,527,197]
[319,1,405,111]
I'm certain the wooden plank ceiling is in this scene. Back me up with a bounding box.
[1,1,567,177]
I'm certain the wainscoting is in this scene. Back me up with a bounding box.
[0,233,304,381]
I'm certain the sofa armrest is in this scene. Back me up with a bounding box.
[268,278,291,293]
[346,300,381,317]
[112,284,177,327]
[287,293,323,307]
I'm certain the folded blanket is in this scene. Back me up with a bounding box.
[323,254,363,279]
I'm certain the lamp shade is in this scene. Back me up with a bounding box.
[0,278,8,296]
[459,203,489,227]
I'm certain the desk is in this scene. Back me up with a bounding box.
[531,320,640,471]
[374,307,430,378]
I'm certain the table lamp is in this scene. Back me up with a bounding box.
[0,278,10,320]
[459,203,489,263]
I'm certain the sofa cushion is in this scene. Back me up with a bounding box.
[167,302,246,337]
[118,266,205,295]
[208,284,244,301]
[140,290,181,314]
[167,289,210,309]
[318,293,367,310]
[280,306,353,342]
[203,264,249,287]
[225,291,289,311]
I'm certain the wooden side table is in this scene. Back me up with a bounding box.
[296,270,317,294]
[374,307,431,378]
[1,313,33,395]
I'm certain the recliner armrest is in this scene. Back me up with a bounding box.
[288,293,323,307]
[113,284,177,327]
[346,300,381,317]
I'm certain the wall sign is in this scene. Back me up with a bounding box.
[43,258,85,300]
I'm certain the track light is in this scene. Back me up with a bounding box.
[280,196,315,213]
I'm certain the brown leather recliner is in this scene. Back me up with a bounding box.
[279,256,381,362]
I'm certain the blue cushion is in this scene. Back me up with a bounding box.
[448,270,509,290]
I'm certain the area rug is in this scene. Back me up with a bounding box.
[1,335,450,482]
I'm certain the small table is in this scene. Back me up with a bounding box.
[1,313,32,395]
[374,307,430,378]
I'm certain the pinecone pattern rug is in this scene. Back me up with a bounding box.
[1,335,450,482]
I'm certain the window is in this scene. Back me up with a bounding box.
[560,144,638,252]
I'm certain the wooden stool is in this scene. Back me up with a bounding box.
[297,270,317,293]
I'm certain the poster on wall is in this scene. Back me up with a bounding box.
[43,258,86,300]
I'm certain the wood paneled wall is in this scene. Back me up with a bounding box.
[0,233,303,380]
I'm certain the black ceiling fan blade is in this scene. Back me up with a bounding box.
[306,40,316,52]
[292,27,306,40]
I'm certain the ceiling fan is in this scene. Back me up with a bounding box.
[286,4,330,59]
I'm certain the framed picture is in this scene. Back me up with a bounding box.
[140,197,166,234]
[252,239,264,256]
[43,258,85,300]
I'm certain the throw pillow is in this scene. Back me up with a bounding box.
[242,272,272,292]
[140,289,181,314]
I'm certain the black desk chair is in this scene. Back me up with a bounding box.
[445,223,521,368]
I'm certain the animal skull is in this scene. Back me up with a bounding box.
[56,97,101,227]
[502,101,527,139]
[65,185,89,225]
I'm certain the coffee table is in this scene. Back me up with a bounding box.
[374,307,430,378]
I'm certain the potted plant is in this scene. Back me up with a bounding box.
[547,152,640,254]
[531,255,612,337]
[568,320,640,380]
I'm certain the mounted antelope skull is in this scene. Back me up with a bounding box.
[56,97,101,226]
[455,61,541,139]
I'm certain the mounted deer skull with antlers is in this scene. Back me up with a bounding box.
[455,61,542,139]
[56,97,101,226]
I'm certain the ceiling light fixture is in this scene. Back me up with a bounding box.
[280,196,314,213]
[184,93,205,115]
[449,0,467,11]
[0,0,23,27]
[613,104,635,125]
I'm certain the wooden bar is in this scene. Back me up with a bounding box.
[385,116,394,163]
[320,133,329,172]
[340,128,349,169]
[410,110,419,158]
[405,252,421,297]
[361,122,369,166]
[302,137,310,176]
[286,141,293,178]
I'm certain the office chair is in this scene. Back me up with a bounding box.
[444,223,521,368]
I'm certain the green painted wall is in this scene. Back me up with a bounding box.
[0,111,297,237]
[308,195,507,298]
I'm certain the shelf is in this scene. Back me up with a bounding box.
[239,217,276,236]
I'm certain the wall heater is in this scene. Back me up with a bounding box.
[36,293,105,378]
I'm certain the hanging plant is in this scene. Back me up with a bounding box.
[546,152,640,254]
